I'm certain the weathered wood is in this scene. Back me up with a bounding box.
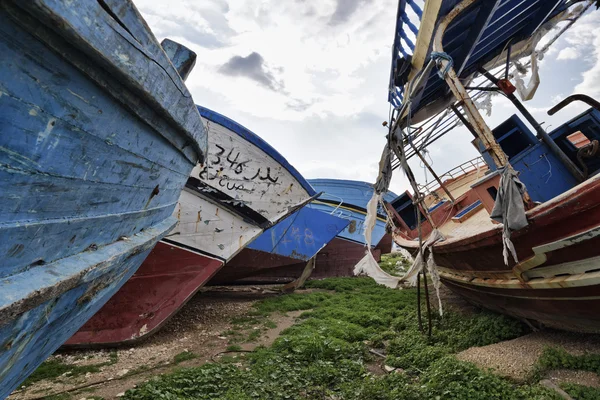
[407,0,443,81]
[66,240,224,347]
[10,0,207,163]
[67,106,321,346]
[0,1,204,395]
[192,106,313,222]
[1,218,175,398]
[282,257,316,292]
[161,38,197,81]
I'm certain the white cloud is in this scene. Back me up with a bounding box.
[556,47,579,60]
[134,1,600,197]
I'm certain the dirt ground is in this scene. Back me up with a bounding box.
[440,285,600,390]
[9,286,306,400]
[11,283,600,399]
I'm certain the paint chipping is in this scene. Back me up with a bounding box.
[67,89,90,104]
[36,118,56,146]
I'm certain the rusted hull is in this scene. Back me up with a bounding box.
[442,279,600,333]
[222,238,380,284]
[396,175,600,333]
[65,242,223,347]
[209,248,300,284]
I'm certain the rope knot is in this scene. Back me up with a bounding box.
[430,51,454,79]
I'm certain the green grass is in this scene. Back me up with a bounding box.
[263,320,277,329]
[378,253,411,276]
[536,347,600,375]
[226,344,242,352]
[123,277,566,399]
[246,329,261,342]
[561,383,600,399]
[173,351,198,364]
[23,351,118,387]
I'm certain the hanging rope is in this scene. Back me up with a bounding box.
[430,51,454,79]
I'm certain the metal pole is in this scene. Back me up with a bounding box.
[478,67,585,182]
[451,104,479,138]
[390,139,437,229]
[432,0,509,169]
[407,139,456,203]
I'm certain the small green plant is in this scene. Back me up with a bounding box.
[246,329,261,342]
[537,347,600,375]
[263,320,277,329]
[226,344,242,352]
[378,253,411,276]
[173,351,197,364]
[124,277,541,400]
[23,352,119,387]
[561,382,600,399]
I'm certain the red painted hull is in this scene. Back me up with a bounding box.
[396,175,600,333]
[214,238,380,284]
[66,242,223,347]
[209,248,301,284]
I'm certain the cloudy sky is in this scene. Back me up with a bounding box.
[136,0,600,195]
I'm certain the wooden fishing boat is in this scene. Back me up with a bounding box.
[67,106,319,346]
[208,206,350,285]
[0,0,206,396]
[220,179,398,284]
[370,0,600,332]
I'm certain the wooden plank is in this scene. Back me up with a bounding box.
[407,0,443,81]
[455,0,502,76]
[0,217,175,399]
[8,0,206,163]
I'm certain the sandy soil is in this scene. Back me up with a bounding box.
[12,282,600,399]
[457,331,600,381]
[9,286,306,400]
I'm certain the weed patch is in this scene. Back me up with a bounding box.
[379,253,411,276]
[124,277,552,399]
[23,352,118,387]
[173,351,197,364]
[537,347,600,375]
[561,382,600,399]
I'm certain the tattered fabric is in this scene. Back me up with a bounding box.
[490,166,529,265]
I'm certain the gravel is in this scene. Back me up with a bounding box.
[457,330,600,381]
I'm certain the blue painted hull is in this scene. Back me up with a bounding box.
[209,207,348,284]
[0,218,174,397]
[307,178,396,247]
[307,202,388,247]
[0,1,205,396]
[247,207,349,261]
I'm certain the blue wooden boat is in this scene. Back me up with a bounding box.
[308,179,397,248]
[378,0,600,332]
[229,179,399,283]
[67,105,320,346]
[209,206,350,284]
[0,0,206,396]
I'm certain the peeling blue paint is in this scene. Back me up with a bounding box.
[248,207,349,261]
[0,1,204,396]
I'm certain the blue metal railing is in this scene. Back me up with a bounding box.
[389,0,423,109]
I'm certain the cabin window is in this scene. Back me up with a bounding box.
[566,131,591,149]
[486,186,498,201]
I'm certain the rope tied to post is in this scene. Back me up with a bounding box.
[430,51,454,79]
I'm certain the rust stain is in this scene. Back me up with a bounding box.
[348,220,357,234]
[143,184,160,209]
[195,211,201,233]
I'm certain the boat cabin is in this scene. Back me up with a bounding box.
[390,105,600,242]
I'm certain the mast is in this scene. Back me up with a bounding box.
[431,0,509,169]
